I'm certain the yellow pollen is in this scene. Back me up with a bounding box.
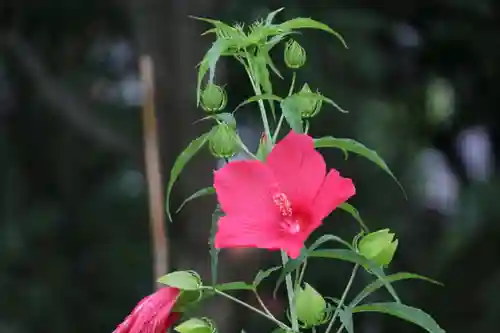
[272,192,292,217]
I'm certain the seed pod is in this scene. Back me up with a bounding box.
[358,229,398,267]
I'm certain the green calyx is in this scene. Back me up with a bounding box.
[358,229,399,267]
[209,123,240,158]
[295,283,327,327]
[201,83,227,113]
[284,39,307,69]
[296,83,323,118]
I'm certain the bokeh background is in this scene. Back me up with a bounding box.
[1,0,500,332]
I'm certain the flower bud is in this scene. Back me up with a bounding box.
[284,39,306,69]
[296,83,323,118]
[209,123,240,158]
[256,132,271,160]
[295,283,327,327]
[175,317,216,333]
[358,229,398,267]
[201,84,227,113]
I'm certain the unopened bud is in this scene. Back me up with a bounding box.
[295,283,327,327]
[256,132,271,160]
[209,124,240,158]
[296,83,323,118]
[175,317,216,333]
[284,39,307,69]
[358,229,398,267]
[201,84,227,113]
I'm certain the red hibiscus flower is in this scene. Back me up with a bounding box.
[113,287,180,333]
[214,131,355,259]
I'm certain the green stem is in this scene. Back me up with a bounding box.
[281,251,299,331]
[213,288,292,331]
[273,72,296,141]
[297,259,307,287]
[304,121,310,134]
[254,290,274,318]
[324,265,359,333]
[335,325,345,333]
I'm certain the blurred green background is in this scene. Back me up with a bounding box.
[1,0,500,332]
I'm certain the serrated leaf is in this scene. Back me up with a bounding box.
[314,137,406,197]
[309,249,400,303]
[280,95,303,133]
[351,272,442,307]
[265,8,285,25]
[216,281,254,291]
[352,303,446,333]
[279,17,347,48]
[253,266,281,288]
[338,309,354,333]
[234,94,283,113]
[158,271,201,290]
[166,131,212,221]
[176,187,215,214]
[338,203,369,232]
[209,205,223,284]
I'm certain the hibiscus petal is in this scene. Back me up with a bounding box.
[214,160,279,219]
[266,131,326,207]
[313,169,356,220]
[214,215,283,250]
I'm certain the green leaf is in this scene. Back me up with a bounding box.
[279,17,347,48]
[351,272,442,307]
[175,317,213,333]
[166,131,212,221]
[158,271,202,290]
[209,205,223,284]
[273,249,307,297]
[314,137,406,197]
[338,203,369,232]
[309,249,400,303]
[352,303,446,333]
[253,266,281,288]
[253,51,277,120]
[195,112,236,128]
[216,281,254,291]
[280,95,304,133]
[338,309,354,333]
[265,8,285,25]
[299,92,348,113]
[176,187,215,214]
[309,234,353,251]
[234,94,283,113]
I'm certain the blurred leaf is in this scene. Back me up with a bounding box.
[209,205,223,284]
[166,131,213,221]
[351,273,442,307]
[352,303,446,333]
[265,8,285,25]
[338,203,369,232]
[314,137,405,197]
[216,281,254,291]
[338,308,354,333]
[278,17,347,48]
[280,95,304,133]
[253,266,281,288]
[309,234,353,251]
[234,94,283,112]
[158,271,202,290]
[309,249,400,303]
[176,187,215,213]
[175,317,212,333]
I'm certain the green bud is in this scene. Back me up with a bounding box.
[209,123,240,158]
[295,283,327,327]
[175,317,216,333]
[284,39,306,69]
[358,229,398,267]
[255,132,271,160]
[296,83,323,118]
[201,84,227,113]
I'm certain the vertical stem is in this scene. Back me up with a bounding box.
[140,55,168,288]
[281,251,299,331]
[324,265,359,333]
